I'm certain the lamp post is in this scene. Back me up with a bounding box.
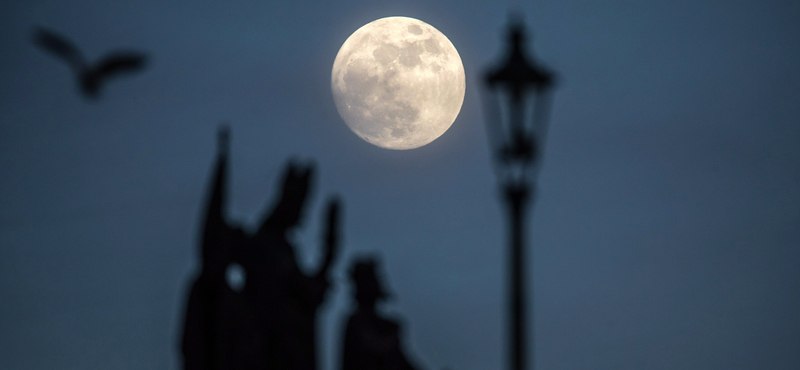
[481,18,556,370]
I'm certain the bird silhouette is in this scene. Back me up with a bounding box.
[33,27,148,99]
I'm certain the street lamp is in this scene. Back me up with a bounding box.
[481,18,557,370]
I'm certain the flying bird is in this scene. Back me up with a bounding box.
[33,27,148,99]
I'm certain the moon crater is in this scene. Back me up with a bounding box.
[332,17,465,150]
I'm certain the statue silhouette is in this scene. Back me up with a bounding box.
[342,258,421,370]
[245,161,340,370]
[181,125,251,370]
[180,125,341,370]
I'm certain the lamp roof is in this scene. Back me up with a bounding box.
[485,22,554,97]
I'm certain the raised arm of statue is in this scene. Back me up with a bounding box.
[200,124,230,265]
[316,197,341,278]
[281,197,340,308]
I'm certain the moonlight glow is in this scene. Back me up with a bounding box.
[332,17,465,150]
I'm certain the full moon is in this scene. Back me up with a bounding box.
[332,17,465,150]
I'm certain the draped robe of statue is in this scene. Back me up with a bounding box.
[342,310,417,370]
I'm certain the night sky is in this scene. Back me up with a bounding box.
[1,1,799,369]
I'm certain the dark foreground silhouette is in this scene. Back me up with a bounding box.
[181,126,434,370]
[181,125,340,370]
[33,26,148,99]
[342,258,422,370]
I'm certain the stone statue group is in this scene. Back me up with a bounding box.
[180,126,422,370]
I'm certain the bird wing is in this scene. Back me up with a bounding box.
[94,52,148,79]
[33,27,85,69]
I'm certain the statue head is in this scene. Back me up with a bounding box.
[349,257,390,307]
[269,161,315,231]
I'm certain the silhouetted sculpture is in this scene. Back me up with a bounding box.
[342,258,421,370]
[181,125,250,370]
[180,125,341,370]
[33,26,148,99]
[245,162,340,370]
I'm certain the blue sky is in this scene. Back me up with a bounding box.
[1,1,799,369]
